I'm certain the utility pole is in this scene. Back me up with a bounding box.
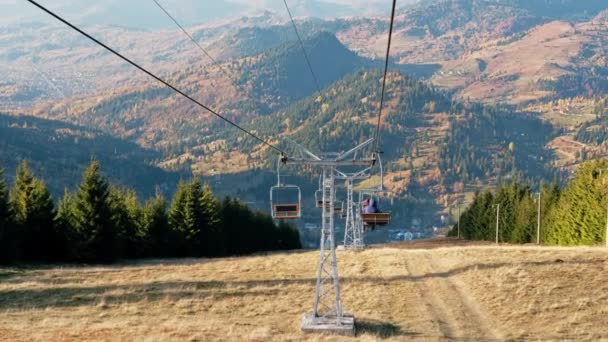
[603,172,608,248]
[536,192,541,245]
[494,204,500,245]
[603,171,608,248]
[597,169,608,248]
[605,203,608,248]
[457,202,461,240]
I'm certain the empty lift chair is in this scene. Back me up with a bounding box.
[315,175,344,216]
[270,185,301,219]
[270,156,301,220]
[334,200,344,216]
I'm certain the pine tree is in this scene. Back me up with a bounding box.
[54,189,75,261]
[200,184,222,257]
[142,193,170,257]
[540,182,561,244]
[219,197,251,256]
[70,161,116,262]
[0,169,15,263]
[10,161,55,262]
[1,159,302,263]
[109,187,143,259]
[277,221,302,250]
[169,180,204,256]
[511,194,535,244]
[545,160,608,246]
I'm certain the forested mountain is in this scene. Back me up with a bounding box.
[234,31,369,112]
[32,32,371,154]
[3,0,608,233]
[205,70,556,227]
[4,1,608,107]
[0,113,182,197]
[4,35,563,230]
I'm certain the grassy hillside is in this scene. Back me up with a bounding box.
[433,13,608,105]
[1,242,607,340]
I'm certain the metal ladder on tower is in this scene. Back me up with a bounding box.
[312,166,342,320]
[340,167,371,250]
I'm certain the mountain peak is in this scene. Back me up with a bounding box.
[303,31,344,50]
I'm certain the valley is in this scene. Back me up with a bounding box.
[2,0,608,233]
[3,2,608,340]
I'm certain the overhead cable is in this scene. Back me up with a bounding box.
[25,0,285,155]
[373,0,398,153]
[151,0,239,86]
[282,0,323,98]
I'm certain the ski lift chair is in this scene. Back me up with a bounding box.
[270,157,301,220]
[360,193,391,228]
[334,201,344,216]
[270,184,301,220]
[361,212,391,227]
[315,190,343,214]
[315,189,324,208]
[359,153,391,227]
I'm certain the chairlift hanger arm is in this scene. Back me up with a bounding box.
[284,158,375,167]
[335,166,372,180]
[284,137,322,161]
[336,138,374,162]
[377,153,384,190]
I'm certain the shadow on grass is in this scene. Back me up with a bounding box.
[0,280,280,310]
[2,258,605,311]
[356,319,409,338]
[0,269,25,280]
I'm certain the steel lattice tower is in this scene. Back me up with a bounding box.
[281,139,374,335]
[343,179,365,249]
[312,167,343,319]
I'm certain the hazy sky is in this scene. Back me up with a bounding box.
[0,0,414,27]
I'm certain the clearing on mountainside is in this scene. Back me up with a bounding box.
[1,240,607,341]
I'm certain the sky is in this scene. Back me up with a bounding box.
[0,0,418,28]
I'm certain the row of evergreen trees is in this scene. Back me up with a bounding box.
[450,160,608,246]
[0,161,301,264]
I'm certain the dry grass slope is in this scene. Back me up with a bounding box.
[1,241,608,341]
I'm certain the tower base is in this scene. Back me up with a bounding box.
[301,312,355,336]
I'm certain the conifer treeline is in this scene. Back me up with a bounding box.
[450,160,608,246]
[0,161,301,264]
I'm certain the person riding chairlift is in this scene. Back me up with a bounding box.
[362,198,380,214]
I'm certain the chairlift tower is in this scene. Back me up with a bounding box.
[343,179,361,249]
[280,138,375,335]
[335,168,371,250]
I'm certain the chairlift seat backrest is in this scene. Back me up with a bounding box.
[273,204,300,219]
[361,212,391,226]
[270,184,302,220]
